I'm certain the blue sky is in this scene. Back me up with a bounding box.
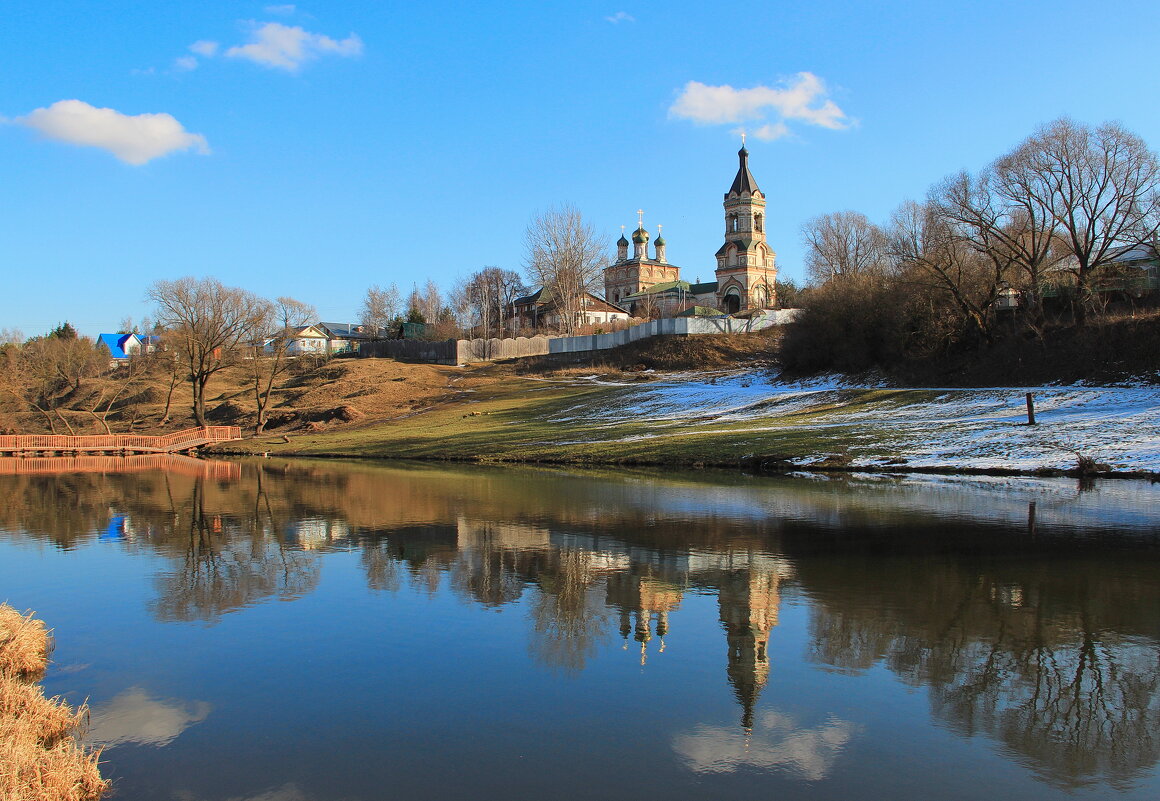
[3,0,1159,338]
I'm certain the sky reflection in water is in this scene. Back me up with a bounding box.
[0,457,1158,801]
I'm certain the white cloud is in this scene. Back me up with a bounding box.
[264,4,297,14]
[605,11,635,23]
[670,73,850,137]
[16,100,210,165]
[174,55,199,71]
[750,122,791,142]
[225,21,363,71]
[189,39,220,57]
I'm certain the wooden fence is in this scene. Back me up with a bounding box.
[0,454,242,479]
[0,426,242,455]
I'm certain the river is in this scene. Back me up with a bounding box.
[1,456,1158,800]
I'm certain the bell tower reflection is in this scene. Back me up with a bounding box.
[718,565,783,732]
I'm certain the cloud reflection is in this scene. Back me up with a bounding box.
[87,687,211,747]
[673,710,859,780]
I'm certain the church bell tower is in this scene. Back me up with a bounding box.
[714,141,777,312]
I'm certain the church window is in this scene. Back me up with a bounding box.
[728,213,738,233]
[755,214,763,232]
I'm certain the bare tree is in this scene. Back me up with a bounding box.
[465,266,523,338]
[148,277,267,427]
[1010,118,1160,324]
[801,210,888,284]
[888,200,1004,344]
[248,296,317,434]
[0,344,60,433]
[523,205,605,334]
[360,284,401,338]
[934,168,1063,329]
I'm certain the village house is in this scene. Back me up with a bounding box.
[263,324,332,356]
[97,332,143,365]
[509,287,630,333]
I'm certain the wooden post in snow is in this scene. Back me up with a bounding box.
[1025,392,1036,425]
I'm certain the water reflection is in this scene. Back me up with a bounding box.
[2,457,1159,796]
[673,710,860,778]
[88,687,211,747]
[803,557,1160,789]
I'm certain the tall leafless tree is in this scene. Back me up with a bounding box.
[887,200,1003,344]
[360,284,401,338]
[464,266,523,338]
[801,210,888,284]
[523,205,605,334]
[148,277,267,427]
[248,296,317,434]
[933,168,1062,330]
[1009,118,1160,324]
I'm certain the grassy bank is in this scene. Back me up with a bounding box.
[0,605,108,801]
[213,372,1160,476]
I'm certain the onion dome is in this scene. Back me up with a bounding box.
[617,232,630,246]
[632,226,650,244]
[654,234,666,247]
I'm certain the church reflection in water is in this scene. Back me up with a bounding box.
[3,457,1159,791]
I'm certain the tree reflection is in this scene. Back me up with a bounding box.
[803,556,1160,788]
[528,548,610,675]
[149,466,320,623]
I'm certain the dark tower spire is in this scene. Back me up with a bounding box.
[727,143,760,198]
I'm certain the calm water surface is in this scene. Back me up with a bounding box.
[1,457,1158,801]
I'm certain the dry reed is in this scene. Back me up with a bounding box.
[0,607,49,680]
[0,604,109,801]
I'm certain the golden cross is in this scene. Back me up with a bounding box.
[637,209,644,228]
[741,132,746,146]
[657,224,663,236]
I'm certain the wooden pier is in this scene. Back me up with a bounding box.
[0,426,242,456]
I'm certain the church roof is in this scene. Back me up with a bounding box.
[675,305,724,317]
[512,286,551,306]
[726,145,760,197]
[688,281,719,295]
[623,280,691,299]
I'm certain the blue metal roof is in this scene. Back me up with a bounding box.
[97,333,137,359]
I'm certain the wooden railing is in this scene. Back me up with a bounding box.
[0,454,242,479]
[0,426,242,455]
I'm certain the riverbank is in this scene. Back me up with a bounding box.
[0,605,108,801]
[211,371,1160,478]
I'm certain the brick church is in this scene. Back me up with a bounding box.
[604,143,778,315]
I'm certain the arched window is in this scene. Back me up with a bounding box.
[755,214,763,232]
[728,213,738,233]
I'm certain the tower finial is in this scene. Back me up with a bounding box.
[657,224,663,236]
[637,209,644,228]
[741,131,746,147]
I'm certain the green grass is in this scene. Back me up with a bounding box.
[214,378,931,467]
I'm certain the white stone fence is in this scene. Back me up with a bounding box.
[455,309,801,364]
[361,309,802,365]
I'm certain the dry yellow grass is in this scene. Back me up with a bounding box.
[0,604,108,801]
[0,608,49,680]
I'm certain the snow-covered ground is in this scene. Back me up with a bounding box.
[546,372,1160,473]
